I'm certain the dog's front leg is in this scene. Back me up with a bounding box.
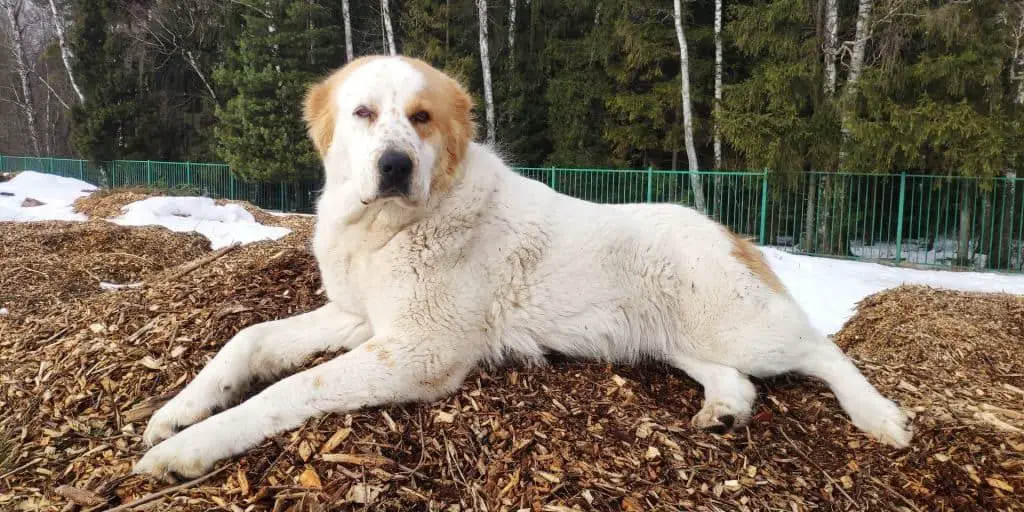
[142,303,372,447]
[133,333,477,482]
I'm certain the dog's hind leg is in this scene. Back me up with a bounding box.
[142,303,371,447]
[669,353,758,433]
[794,340,912,448]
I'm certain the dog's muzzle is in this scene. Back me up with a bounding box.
[377,149,413,198]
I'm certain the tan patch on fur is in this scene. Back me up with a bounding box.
[313,375,324,389]
[302,56,381,157]
[722,226,787,294]
[399,57,476,194]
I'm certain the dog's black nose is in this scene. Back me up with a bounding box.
[378,150,413,179]
[377,149,413,197]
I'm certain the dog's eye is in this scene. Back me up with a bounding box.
[354,106,374,119]
[409,110,431,124]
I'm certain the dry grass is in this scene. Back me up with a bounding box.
[0,221,1021,511]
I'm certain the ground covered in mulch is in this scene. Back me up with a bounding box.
[0,215,1022,512]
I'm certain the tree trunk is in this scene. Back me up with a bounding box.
[713,0,723,171]
[816,175,832,252]
[804,174,817,252]
[672,0,706,214]
[823,0,839,95]
[476,0,496,145]
[956,180,972,267]
[2,0,42,155]
[381,0,396,55]
[47,0,84,105]
[185,50,217,102]
[713,0,724,220]
[995,172,1017,270]
[978,191,992,267]
[508,0,516,56]
[343,0,354,62]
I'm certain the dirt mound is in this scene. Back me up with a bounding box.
[0,221,210,310]
[72,187,168,219]
[1,242,1022,511]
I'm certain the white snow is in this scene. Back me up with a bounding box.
[110,196,290,249]
[763,247,1024,336]
[0,171,96,222]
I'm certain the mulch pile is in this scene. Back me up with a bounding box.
[0,221,210,311]
[1,217,1022,511]
[72,189,169,220]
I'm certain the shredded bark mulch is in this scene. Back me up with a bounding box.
[0,217,1021,511]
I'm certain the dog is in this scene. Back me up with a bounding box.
[133,55,912,481]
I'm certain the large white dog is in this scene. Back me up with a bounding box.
[134,55,912,481]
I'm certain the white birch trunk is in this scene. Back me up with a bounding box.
[823,0,839,94]
[673,0,706,214]
[813,0,839,252]
[381,0,396,55]
[508,0,516,55]
[477,0,496,145]
[47,0,83,105]
[2,0,42,155]
[185,50,217,101]
[343,0,353,62]
[712,0,723,218]
[1012,7,1024,105]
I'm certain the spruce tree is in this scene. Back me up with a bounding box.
[213,0,343,183]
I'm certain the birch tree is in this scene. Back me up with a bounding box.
[381,0,396,55]
[673,0,706,214]
[508,0,516,55]
[712,0,723,218]
[997,3,1024,269]
[805,0,840,252]
[1,0,42,155]
[476,0,495,145]
[45,0,82,104]
[343,0,353,62]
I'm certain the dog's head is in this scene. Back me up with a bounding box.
[303,56,475,210]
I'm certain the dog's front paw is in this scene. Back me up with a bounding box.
[133,435,218,483]
[142,399,213,447]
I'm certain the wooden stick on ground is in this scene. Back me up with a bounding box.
[163,242,241,282]
[100,466,229,512]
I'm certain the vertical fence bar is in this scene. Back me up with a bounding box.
[894,172,907,265]
[280,184,287,212]
[549,166,557,191]
[758,170,769,245]
[186,161,192,187]
[146,161,153,186]
[229,173,236,200]
[646,167,654,203]
[78,160,84,180]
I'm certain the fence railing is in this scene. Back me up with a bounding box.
[3,155,1021,273]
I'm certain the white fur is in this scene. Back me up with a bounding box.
[134,58,912,481]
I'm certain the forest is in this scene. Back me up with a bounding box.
[1,0,1023,266]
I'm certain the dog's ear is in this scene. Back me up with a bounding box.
[303,78,335,158]
[443,78,475,173]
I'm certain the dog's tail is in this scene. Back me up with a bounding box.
[797,341,913,448]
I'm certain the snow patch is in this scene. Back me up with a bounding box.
[0,171,96,222]
[110,196,291,249]
[763,247,1024,336]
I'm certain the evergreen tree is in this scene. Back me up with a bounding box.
[213,0,344,183]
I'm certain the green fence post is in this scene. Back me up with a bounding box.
[646,167,654,203]
[894,172,907,265]
[758,170,769,245]
[229,173,236,200]
[185,162,192,185]
[0,155,4,171]
[280,184,287,212]
[146,161,153,186]
[548,166,557,191]
[78,160,84,181]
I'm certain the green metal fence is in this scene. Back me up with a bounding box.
[3,154,1021,273]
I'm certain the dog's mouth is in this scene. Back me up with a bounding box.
[359,194,417,209]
